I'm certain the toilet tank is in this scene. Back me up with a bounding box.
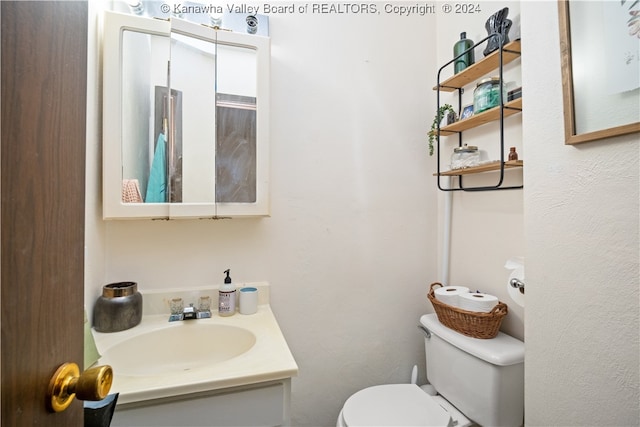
[420,314,524,427]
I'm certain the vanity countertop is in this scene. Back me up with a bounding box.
[92,284,298,405]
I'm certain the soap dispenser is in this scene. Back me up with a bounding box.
[218,269,236,317]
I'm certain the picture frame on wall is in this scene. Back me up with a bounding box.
[558,0,640,144]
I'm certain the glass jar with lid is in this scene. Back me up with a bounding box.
[473,77,506,114]
[450,144,480,169]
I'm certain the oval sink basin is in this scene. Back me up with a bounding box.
[101,323,256,376]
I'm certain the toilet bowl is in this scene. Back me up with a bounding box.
[336,384,471,427]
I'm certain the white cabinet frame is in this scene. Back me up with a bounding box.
[102,11,270,219]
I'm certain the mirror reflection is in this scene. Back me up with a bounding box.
[216,43,257,203]
[120,25,258,205]
[121,29,170,203]
[169,31,216,203]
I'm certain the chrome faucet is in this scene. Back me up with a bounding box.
[168,298,212,322]
[183,304,197,320]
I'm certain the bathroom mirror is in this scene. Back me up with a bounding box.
[120,28,171,204]
[168,29,218,204]
[558,0,640,145]
[103,11,269,219]
[215,44,258,204]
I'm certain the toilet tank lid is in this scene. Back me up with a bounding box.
[420,313,524,366]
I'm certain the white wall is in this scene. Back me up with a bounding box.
[522,2,639,425]
[87,5,438,426]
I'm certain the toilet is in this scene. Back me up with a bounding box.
[337,313,525,427]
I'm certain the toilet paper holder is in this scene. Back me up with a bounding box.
[509,278,525,294]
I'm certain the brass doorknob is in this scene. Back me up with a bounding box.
[47,362,113,413]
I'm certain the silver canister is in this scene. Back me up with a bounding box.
[93,282,143,332]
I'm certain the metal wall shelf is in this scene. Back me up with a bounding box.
[434,34,523,192]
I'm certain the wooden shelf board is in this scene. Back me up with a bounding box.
[434,160,523,176]
[438,98,522,135]
[433,40,521,92]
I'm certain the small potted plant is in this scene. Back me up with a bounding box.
[428,104,456,156]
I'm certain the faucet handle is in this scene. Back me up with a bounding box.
[168,298,185,321]
[169,298,184,315]
[196,297,212,319]
[197,296,211,312]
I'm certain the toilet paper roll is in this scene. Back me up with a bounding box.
[434,286,469,308]
[508,267,525,307]
[458,292,499,312]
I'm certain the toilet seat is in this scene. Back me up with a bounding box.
[340,384,452,427]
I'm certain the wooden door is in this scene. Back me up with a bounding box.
[1,1,88,425]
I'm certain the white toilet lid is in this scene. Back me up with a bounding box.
[342,384,452,427]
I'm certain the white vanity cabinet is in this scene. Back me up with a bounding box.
[102,11,270,219]
[93,285,298,427]
[110,379,292,427]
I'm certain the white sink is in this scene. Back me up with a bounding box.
[92,284,298,406]
[100,323,256,376]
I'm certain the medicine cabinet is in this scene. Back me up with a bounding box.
[103,11,270,219]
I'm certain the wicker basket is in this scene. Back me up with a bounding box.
[428,282,508,339]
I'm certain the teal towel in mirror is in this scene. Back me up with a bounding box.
[145,133,167,203]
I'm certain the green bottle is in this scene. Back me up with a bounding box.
[454,32,475,74]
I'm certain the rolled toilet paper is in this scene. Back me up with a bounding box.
[458,292,499,312]
[434,286,469,308]
[508,267,525,307]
